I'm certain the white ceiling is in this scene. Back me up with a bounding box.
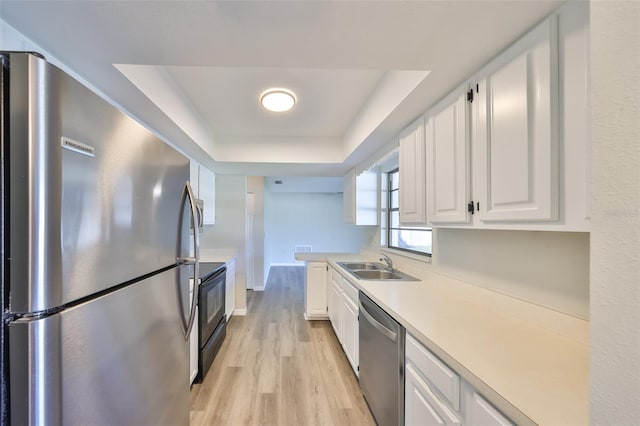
[0,0,563,176]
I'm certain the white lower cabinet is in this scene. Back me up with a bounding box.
[405,333,513,426]
[327,267,342,338]
[406,364,461,426]
[189,278,199,385]
[189,306,199,385]
[304,261,328,319]
[467,392,514,426]
[225,259,236,320]
[340,278,359,375]
[327,266,359,376]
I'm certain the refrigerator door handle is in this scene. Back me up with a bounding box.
[197,202,204,228]
[181,181,200,340]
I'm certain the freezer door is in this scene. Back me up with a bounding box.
[5,53,189,313]
[8,267,189,426]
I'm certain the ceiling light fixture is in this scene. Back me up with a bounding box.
[260,88,296,112]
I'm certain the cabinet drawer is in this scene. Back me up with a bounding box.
[340,276,359,302]
[406,333,460,410]
[406,363,461,426]
[470,392,514,426]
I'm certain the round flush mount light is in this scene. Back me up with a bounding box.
[260,88,296,112]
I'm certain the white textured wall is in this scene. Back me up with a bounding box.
[589,2,640,424]
[435,229,590,318]
[200,175,248,310]
[264,191,361,265]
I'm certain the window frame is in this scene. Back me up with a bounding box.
[386,168,432,257]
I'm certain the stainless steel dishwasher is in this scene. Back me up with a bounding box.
[359,292,405,426]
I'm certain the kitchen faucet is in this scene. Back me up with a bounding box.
[380,254,394,271]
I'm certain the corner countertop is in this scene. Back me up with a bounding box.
[304,255,588,426]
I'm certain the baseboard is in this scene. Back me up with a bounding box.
[304,313,330,321]
[253,285,265,292]
[234,308,247,316]
[270,262,301,267]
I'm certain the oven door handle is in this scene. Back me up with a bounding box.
[181,181,200,340]
[359,299,397,342]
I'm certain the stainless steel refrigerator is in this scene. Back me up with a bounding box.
[1,52,200,425]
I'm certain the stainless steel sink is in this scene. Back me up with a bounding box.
[353,270,402,280]
[338,262,419,281]
[338,262,385,271]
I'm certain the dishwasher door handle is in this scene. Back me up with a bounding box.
[359,300,397,342]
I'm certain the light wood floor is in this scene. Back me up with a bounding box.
[189,266,375,426]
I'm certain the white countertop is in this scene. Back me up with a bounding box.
[307,255,588,425]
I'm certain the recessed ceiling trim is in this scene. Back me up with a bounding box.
[115,63,218,157]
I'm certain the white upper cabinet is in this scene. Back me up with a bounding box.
[472,16,559,223]
[189,160,216,225]
[198,165,216,225]
[425,92,470,224]
[189,161,200,198]
[344,167,378,225]
[399,117,427,225]
[343,168,356,224]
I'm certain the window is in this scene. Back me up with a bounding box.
[382,169,432,256]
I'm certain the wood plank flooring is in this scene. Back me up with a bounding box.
[189,266,375,426]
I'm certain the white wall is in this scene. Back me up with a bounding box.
[589,2,640,424]
[264,191,362,266]
[435,229,589,318]
[247,176,265,290]
[265,176,343,193]
[200,175,247,311]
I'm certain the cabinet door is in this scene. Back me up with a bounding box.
[305,262,328,317]
[225,260,235,320]
[468,392,514,426]
[473,16,559,223]
[341,292,359,375]
[399,117,427,224]
[426,93,470,224]
[189,305,199,385]
[199,166,216,225]
[355,169,379,225]
[328,278,342,340]
[189,161,200,198]
[343,169,356,224]
[405,364,461,426]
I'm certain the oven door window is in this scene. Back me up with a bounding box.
[199,272,226,348]
[207,283,223,323]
